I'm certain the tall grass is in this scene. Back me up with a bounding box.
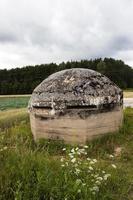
[0,108,133,200]
[0,108,29,130]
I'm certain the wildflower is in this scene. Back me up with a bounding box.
[84,145,88,149]
[111,164,117,169]
[96,177,103,181]
[78,161,81,165]
[109,154,114,158]
[94,174,98,178]
[93,159,97,163]
[89,166,93,170]
[80,148,85,153]
[75,168,81,174]
[92,186,99,192]
[92,191,96,195]
[60,146,114,196]
[77,189,81,193]
[71,158,76,163]
[103,174,111,180]
[0,146,8,151]
[74,163,78,167]
[95,180,101,185]
[71,148,75,153]
[69,153,74,158]
[90,161,95,165]
[76,179,82,185]
[60,157,64,162]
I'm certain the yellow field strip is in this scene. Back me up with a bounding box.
[0,108,27,120]
[123,92,133,98]
[0,94,31,98]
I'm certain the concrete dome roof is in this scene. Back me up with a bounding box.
[29,68,123,110]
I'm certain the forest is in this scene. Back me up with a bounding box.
[0,58,133,94]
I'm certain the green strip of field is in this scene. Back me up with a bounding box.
[0,96,30,110]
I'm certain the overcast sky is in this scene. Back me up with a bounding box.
[0,0,133,69]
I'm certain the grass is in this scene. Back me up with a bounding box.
[0,96,30,111]
[0,107,133,199]
[0,108,29,130]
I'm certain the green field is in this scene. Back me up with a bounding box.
[0,96,133,200]
[0,96,30,110]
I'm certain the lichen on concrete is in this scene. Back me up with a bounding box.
[28,68,123,113]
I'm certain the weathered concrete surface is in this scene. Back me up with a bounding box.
[29,68,123,144]
[28,68,123,112]
[124,98,133,108]
[30,107,123,144]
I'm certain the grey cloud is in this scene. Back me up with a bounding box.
[111,36,133,51]
[0,31,18,43]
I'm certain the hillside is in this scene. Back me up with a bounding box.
[0,58,133,95]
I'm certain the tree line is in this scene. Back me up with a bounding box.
[0,58,133,95]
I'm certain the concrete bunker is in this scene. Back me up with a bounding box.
[28,68,123,144]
